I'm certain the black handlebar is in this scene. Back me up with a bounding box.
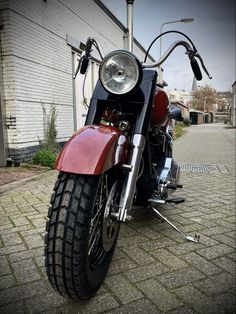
[143,30,212,81]
[80,57,90,75]
[80,38,93,75]
[75,34,212,82]
[190,57,202,81]
[74,37,104,79]
[84,37,93,56]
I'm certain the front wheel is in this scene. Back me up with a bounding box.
[44,170,122,299]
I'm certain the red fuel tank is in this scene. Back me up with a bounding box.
[151,86,169,126]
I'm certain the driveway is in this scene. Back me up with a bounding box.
[0,123,235,313]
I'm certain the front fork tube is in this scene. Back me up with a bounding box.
[119,134,146,221]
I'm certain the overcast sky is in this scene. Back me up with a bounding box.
[102,0,235,92]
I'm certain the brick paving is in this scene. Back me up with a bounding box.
[0,166,48,186]
[0,123,235,313]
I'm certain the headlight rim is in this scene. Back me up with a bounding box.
[99,49,143,96]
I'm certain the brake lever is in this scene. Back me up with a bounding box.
[195,53,212,79]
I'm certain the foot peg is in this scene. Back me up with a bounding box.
[151,207,200,243]
[166,197,185,204]
[149,197,185,205]
[166,183,183,189]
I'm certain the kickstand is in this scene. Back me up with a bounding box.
[151,207,200,243]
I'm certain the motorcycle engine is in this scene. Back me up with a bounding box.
[154,157,180,199]
[149,127,168,160]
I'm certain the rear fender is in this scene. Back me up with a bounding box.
[56,125,129,175]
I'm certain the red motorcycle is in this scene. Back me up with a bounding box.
[44,0,211,299]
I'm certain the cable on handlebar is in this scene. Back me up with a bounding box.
[93,41,104,60]
[143,30,197,63]
[195,53,212,79]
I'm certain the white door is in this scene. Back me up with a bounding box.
[73,52,100,130]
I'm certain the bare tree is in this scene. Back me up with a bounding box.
[191,85,217,112]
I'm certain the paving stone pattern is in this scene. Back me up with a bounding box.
[0,124,235,313]
[0,166,47,186]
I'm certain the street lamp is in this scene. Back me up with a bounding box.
[159,18,194,83]
[159,18,194,58]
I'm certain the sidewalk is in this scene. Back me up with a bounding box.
[0,166,49,187]
[174,123,235,174]
[0,123,235,313]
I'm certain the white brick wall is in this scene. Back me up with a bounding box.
[1,0,154,158]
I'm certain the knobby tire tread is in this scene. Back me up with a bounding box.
[45,172,110,299]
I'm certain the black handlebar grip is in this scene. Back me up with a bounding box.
[190,57,202,81]
[80,57,89,75]
[85,38,93,55]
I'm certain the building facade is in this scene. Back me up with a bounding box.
[214,91,232,123]
[0,0,154,165]
[189,109,204,125]
[232,81,236,126]
[167,89,193,107]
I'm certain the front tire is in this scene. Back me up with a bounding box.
[44,170,121,299]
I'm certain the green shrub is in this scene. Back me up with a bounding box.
[32,105,60,168]
[32,149,56,168]
[174,124,185,139]
[42,106,60,153]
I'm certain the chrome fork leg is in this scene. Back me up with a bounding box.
[119,134,146,221]
[151,207,200,243]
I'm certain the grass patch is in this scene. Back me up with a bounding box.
[173,122,188,139]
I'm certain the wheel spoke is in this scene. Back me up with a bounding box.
[89,174,107,257]
[108,226,113,238]
[88,223,101,255]
[102,180,120,252]
[88,174,122,270]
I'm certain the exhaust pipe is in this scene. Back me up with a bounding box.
[126,0,134,52]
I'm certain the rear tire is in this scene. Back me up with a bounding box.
[44,170,121,299]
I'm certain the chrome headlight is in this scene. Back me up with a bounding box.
[99,50,143,95]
